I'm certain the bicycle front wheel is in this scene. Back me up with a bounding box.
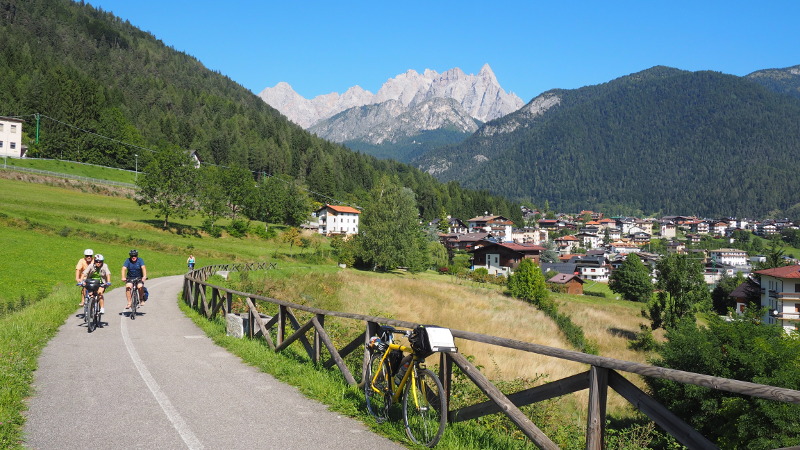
[402,367,446,447]
[87,298,97,333]
[130,288,138,320]
[364,351,392,423]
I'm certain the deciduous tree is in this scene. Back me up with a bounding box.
[507,258,548,305]
[646,253,709,330]
[135,147,197,228]
[355,178,425,272]
[608,253,653,302]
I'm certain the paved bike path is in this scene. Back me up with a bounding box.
[24,275,402,449]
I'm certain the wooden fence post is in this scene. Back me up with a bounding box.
[314,314,325,364]
[586,365,608,450]
[278,305,287,346]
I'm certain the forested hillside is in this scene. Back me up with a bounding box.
[747,65,800,99]
[0,0,521,223]
[415,66,800,219]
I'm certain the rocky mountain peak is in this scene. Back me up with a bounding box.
[258,64,523,128]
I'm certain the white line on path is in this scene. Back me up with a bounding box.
[121,311,204,450]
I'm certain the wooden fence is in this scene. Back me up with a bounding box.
[183,263,800,450]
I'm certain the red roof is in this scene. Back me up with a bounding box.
[754,265,800,279]
[323,204,361,214]
[548,273,584,284]
[500,243,546,252]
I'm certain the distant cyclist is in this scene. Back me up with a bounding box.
[121,249,147,310]
[187,254,195,271]
[81,254,111,314]
[75,249,94,307]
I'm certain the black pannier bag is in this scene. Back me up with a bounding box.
[387,349,404,376]
[409,325,457,358]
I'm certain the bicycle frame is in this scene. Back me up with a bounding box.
[369,341,422,404]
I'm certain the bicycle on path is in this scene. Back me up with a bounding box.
[364,325,457,447]
[78,279,110,333]
[125,277,143,320]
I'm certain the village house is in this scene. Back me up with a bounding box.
[712,221,729,236]
[753,265,800,334]
[0,116,25,158]
[315,204,360,236]
[467,215,513,242]
[511,227,548,245]
[570,255,610,282]
[469,242,545,276]
[666,241,686,254]
[631,231,651,246]
[440,232,491,252]
[708,248,749,268]
[575,231,601,250]
[430,216,468,234]
[659,221,677,239]
[609,240,640,254]
[757,222,777,236]
[547,273,584,295]
[554,235,580,255]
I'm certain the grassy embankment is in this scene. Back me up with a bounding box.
[0,160,661,448]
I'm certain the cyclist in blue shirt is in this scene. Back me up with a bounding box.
[121,249,147,310]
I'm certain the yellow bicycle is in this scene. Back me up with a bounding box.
[365,325,456,447]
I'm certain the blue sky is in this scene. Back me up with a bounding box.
[87,1,799,102]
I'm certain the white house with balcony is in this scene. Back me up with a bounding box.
[708,248,749,268]
[315,204,361,236]
[0,117,25,158]
[754,265,800,334]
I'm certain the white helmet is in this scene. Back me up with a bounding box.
[84,249,94,256]
[94,254,104,263]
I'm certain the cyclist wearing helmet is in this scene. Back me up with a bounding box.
[122,249,147,310]
[76,249,94,306]
[81,254,111,314]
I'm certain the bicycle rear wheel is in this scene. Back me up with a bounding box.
[364,351,392,423]
[402,366,446,447]
[87,298,97,333]
[130,288,138,320]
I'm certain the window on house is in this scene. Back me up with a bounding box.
[0,141,3,148]
[0,123,3,131]
[10,142,15,150]
[10,125,16,133]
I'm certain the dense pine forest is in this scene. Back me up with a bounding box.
[416,66,800,219]
[0,0,521,223]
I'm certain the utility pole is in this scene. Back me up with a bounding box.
[35,113,40,144]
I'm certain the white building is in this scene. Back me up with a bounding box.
[315,204,361,236]
[754,265,800,334]
[708,248,749,268]
[0,117,24,158]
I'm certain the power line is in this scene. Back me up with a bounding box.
[12,112,361,209]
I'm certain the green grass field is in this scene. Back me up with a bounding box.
[3,157,137,184]
[0,160,671,448]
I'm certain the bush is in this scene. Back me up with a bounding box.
[227,219,249,238]
[201,218,222,238]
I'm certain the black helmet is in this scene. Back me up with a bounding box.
[129,249,138,257]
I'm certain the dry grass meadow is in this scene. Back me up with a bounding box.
[256,267,663,421]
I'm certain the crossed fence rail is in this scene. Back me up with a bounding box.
[183,263,800,450]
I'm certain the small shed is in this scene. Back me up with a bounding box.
[547,273,585,295]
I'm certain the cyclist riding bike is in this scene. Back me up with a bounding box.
[80,254,111,314]
[122,249,147,310]
[75,248,94,307]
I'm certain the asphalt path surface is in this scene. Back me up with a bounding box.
[24,275,402,449]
